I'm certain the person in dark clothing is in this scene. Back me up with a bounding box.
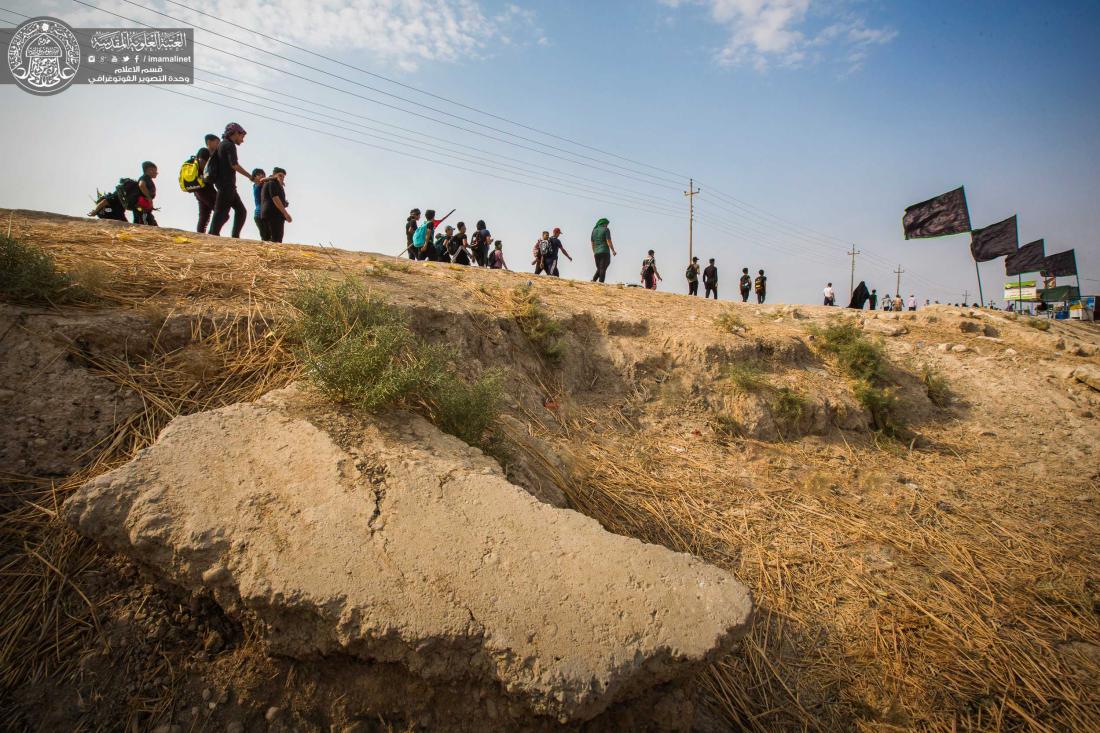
[739,267,751,302]
[545,227,571,276]
[686,257,700,295]
[251,168,269,241]
[405,208,421,259]
[418,209,450,260]
[193,133,219,233]
[869,289,878,310]
[259,167,291,243]
[471,220,491,266]
[847,281,870,309]
[703,258,718,299]
[488,241,508,270]
[640,250,662,290]
[533,231,552,274]
[208,122,251,238]
[451,221,471,265]
[754,270,767,303]
[134,161,158,226]
[591,218,616,282]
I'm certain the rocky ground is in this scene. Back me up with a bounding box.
[1,209,1098,732]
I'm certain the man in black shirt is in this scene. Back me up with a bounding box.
[739,267,752,302]
[545,227,571,276]
[208,122,251,238]
[194,133,219,233]
[259,167,291,243]
[703,258,718,299]
[405,208,420,259]
[135,161,158,226]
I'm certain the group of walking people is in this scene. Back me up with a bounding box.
[88,122,292,243]
[684,260,769,302]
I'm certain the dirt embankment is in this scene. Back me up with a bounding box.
[2,209,1099,732]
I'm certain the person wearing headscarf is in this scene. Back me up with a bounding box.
[590,218,616,283]
[848,281,870,309]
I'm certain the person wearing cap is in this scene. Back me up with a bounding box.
[259,167,291,243]
[686,256,701,296]
[405,208,421,259]
[546,227,571,277]
[209,122,253,238]
[591,218,616,283]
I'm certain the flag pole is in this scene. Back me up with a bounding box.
[974,261,984,308]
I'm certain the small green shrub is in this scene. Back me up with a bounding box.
[1025,318,1050,331]
[773,387,806,429]
[726,360,767,393]
[0,235,87,304]
[292,279,502,447]
[715,309,746,334]
[513,285,565,362]
[921,365,951,407]
[812,320,885,382]
[854,382,904,438]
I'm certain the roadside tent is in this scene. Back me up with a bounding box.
[1037,286,1079,303]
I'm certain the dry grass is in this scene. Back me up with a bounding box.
[525,412,1100,732]
[0,311,297,730]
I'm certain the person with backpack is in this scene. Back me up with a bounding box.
[591,218,616,283]
[739,267,752,302]
[259,167,291,243]
[405,208,421,259]
[208,122,252,238]
[412,214,430,259]
[250,168,269,241]
[703,258,719,299]
[686,257,701,295]
[754,270,767,303]
[179,133,219,233]
[545,227,571,277]
[87,188,128,221]
[451,222,472,265]
[533,231,552,274]
[471,220,491,266]
[488,240,508,270]
[133,161,158,226]
[640,250,662,290]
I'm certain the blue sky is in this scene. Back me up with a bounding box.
[1,0,1097,304]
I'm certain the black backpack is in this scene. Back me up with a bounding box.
[114,178,142,209]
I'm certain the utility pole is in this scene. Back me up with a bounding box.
[894,264,905,297]
[684,178,700,263]
[847,245,861,298]
[962,290,970,305]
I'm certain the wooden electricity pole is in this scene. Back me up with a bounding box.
[848,245,860,298]
[894,264,905,296]
[684,179,700,263]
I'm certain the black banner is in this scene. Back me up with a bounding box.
[1041,249,1077,277]
[1005,239,1045,276]
[970,216,1018,262]
[903,187,971,239]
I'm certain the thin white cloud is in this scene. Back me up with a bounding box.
[50,0,544,74]
[659,0,896,72]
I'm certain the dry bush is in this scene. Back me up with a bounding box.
[715,309,747,334]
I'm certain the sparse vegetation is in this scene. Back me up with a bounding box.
[773,387,806,431]
[512,285,565,362]
[726,359,767,393]
[0,234,89,303]
[292,278,501,446]
[921,365,951,407]
[812,319,906,437]
[715,309,747,334]
[854,382,904,437]
[1025,317,1051,331]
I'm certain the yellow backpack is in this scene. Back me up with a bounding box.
[178,156,204,192]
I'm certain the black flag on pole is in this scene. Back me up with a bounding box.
[1005,239,1045,276]
[970,216,1018,262]
[902,187,971,239]
[1040,249,1077,277]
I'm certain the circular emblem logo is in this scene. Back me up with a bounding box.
[7,17,81,95]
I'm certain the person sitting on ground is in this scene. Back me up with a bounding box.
[686,256,700,296]
[259,167,291,243]
[134,161,158,226]
[533,231,552,274]
[405,208,421,259]
[450,221,471,265]
[824,282,835,306]
[754,270,767,303]
[488,240,508,270]
[704,259,719,299]
[641,250,662,290]
[546,227,570,276]
[251,168,269,241]
[87,188,127,221]
[591,218,616,283]
[739,267,751,302]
